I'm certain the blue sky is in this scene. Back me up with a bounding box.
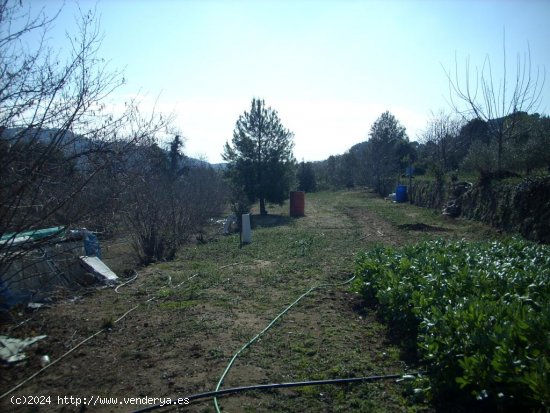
[25,0,550,163]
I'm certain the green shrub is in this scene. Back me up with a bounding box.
[354,239,550,411]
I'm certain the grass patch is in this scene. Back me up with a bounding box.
[350,190,501,242]
[158,300,199,310]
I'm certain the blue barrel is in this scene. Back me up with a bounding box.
[396,185,408,203]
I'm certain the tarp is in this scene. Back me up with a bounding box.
[0,335,47,364]
[0,226,65,247]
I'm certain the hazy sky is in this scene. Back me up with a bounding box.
[25,0,550,163]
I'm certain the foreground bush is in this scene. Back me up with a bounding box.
[354,239,549,411]
[121,141,228,264]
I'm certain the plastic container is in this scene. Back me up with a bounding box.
[289,191,305,217]
[395,185,408,203]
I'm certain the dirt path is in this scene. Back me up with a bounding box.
[1,190,444,413]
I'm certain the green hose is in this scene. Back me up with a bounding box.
[213,274,356,413]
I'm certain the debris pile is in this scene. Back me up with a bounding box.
[1,227,118,312]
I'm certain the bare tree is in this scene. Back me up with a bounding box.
[0,2,168,285]
[421,110,464,172]
[444,35,546,171]
[121,136,228,264]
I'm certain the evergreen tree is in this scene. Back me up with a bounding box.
[366,111,409,193]
[223,98,295,215]
[297,160,316,192]
[169,135,185,179]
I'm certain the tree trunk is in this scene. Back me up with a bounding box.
[497,136,503,172]
[260,197,267,215]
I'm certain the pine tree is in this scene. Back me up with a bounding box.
[297,160,316,192]
[367,111,409,193]
[223,98,295,215]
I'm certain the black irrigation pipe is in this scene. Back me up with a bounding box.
[131,372,422,413]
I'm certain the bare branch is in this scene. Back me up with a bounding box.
[0,2,171,276]
[444,35,546,171]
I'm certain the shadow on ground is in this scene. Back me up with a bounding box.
[251,214,294,229]
[397,222,448,232]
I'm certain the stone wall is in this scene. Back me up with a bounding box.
[377,176,550,243]
[408,179,447,210]
[460,176,550,243]
[378,178,448,209]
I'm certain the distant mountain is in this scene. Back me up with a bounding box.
[184,157,210,168]
[2,127,80,147]
[210,163,227,171]
[1,127,224,170]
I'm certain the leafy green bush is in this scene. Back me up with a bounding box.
[354,239,550,411]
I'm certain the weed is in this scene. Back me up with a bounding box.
[101,317,114,330]
[156,287,171,298]
[206,348,224,360]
